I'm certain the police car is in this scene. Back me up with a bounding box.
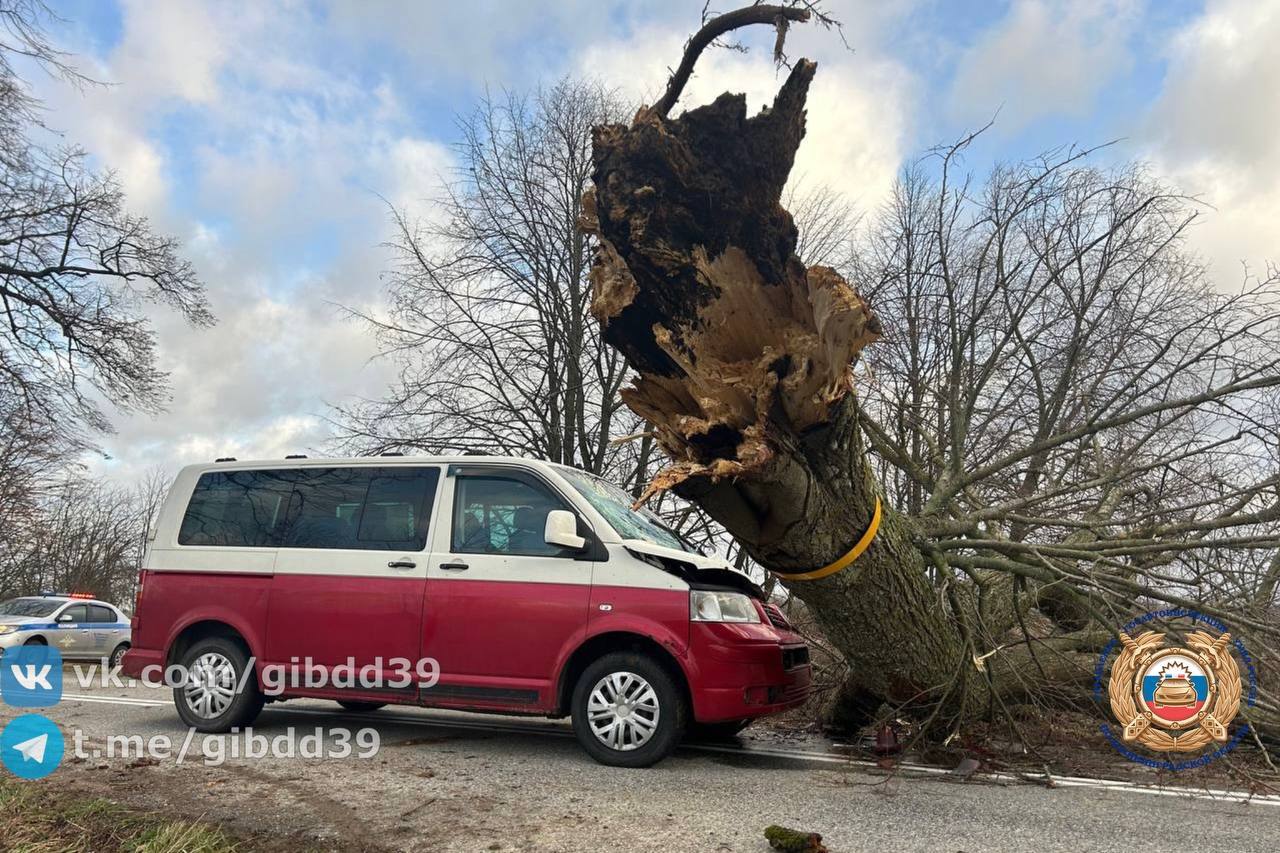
[0,594,132,668]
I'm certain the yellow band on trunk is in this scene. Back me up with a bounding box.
[773,497,882,581]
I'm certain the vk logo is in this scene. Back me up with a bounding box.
[1,714,64,780]
[1,645,62,707]
[13,664,54,690]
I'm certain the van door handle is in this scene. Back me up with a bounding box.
[439,561,470,572]
[387,559,417,569]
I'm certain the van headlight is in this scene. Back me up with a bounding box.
[690,590,760,623]
[0,625,16,635]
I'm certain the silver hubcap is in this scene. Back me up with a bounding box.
[587,671,660,751]
[184,652,237,719]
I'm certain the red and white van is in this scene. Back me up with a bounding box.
[123,456,811,766]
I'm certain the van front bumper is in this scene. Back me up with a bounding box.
[684,622,812,723]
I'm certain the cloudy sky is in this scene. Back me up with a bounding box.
[35,0,1280,482]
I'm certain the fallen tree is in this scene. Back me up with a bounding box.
[582,4,1280,742]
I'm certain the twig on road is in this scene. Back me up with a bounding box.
[400,798,438,820]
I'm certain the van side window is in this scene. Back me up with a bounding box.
[179,470,294,547]
[282,467,439,551]
[358,471,438,546]
[452,475,569,557]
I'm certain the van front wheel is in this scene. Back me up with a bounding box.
[173,637,264,733]
[570,652,686,768]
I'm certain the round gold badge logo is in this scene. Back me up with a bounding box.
[1107,629,1243,753]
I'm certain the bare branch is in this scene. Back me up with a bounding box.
[652,4,812,117]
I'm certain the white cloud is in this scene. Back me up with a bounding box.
[113,0,226,104]
[170,414,327,466]
[948,0,1139,131]
[31,0,421,482]
[383,137,454,220]
[1146,0,1280,177]
[324,0,675,85]
[76,110,169,213]
[97,272,399,481]
[574,16,913,212]
[37,0,232,219]
[1141,0,1280,285]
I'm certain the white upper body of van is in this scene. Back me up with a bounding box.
[146,455,739,586]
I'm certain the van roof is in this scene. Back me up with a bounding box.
[191,455,559,470]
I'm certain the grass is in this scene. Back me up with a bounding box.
[0,777,239,853]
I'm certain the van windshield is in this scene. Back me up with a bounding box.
[555,467,693,553]
[0,598,62,618]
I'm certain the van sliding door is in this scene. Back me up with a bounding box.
[266,466,441,700]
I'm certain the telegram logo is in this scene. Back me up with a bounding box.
[1,714,64,780]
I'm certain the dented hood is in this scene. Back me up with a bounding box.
[620,539,764,599]
[620,539,732,571]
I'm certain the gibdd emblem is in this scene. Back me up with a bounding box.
[1107,629,1243,752]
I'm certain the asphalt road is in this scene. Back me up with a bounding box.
[4,678,1279,852]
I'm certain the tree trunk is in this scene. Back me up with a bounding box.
[582,61,981,720]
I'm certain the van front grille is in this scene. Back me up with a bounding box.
[781,646,810,671]
[763,603,793,631]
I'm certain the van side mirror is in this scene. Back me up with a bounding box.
[58,613,74,623]
[544,510,586,551]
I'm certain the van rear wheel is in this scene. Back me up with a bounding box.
[173,636,264,733]
[570,652,686,768]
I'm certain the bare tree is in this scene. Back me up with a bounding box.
[0,472,163,602]
[334,79,645,478]
[0,2,213,453]
[787,182,857,272]
[0,399,61,588]
[583,3,1280,743]
[0,4,211,598]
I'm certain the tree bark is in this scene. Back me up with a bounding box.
[583,61,979,718]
